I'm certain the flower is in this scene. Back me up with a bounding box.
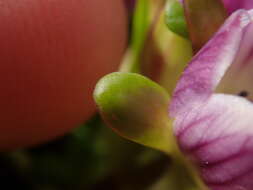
[170,9,253,190]
[222,0,253,14]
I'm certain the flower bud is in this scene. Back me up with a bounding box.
[94,72,173,153]
[165,0,188,38]
[183,0,228,52]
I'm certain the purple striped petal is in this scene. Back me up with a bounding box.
[223,0,253,14]
[177,94,253,190]
[170,10,253,116]
[170,9,253,190]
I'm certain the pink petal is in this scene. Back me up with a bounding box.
[223,0,253,14]
[170,10,253,190]
[176,94,253,189]
[170,10,253,117]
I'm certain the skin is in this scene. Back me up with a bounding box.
[0,0,126,150]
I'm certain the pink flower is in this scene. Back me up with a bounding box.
[170,9,253,190]
[222,0,253,14]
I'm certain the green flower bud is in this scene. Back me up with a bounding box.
[94,72,173,153]
[165,0,189,38]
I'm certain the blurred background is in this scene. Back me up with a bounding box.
[0,115,170,190]
[0,1,173,189]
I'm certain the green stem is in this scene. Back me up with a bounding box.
[171,150,209,190]
[159,119,208,190]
